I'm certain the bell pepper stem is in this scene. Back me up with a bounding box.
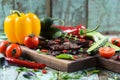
[10,10,21,17]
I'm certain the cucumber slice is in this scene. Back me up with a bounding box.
[87,37,108,55]
[104,42,120,52]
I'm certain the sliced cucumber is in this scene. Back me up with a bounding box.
[87,37,108,55]
[104,42,120,52]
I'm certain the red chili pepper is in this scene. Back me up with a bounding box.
[54,24,86,38]
[76,25,86,38]
[55,25,79,34]
[55,25,74,31]
[5,57,46,69]
[55,24,99,39]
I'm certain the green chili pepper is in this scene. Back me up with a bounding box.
[56,54,74,60]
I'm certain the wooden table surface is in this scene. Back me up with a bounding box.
[0,33,120,80]
[0,66,120,80]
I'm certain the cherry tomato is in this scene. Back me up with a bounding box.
[0,40,10,54]
[62,50,68,53]
[99,47,115,58]
[24,34,39,49]
[111,37,120,47]
[42,69,47,74]
[6,44,22,58]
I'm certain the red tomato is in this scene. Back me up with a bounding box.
[0,40,10,54]
[6,44,22,58]
[99,47,115,58]
[24,34,39,49]
[111,38,120,47]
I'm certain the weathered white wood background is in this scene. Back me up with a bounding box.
[0,0,120,33]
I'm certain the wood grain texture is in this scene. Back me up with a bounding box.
[21,46,97,72]
[21,45,120,73]
[0,0,46,30]
[0,0,13,30]
[97,55,120,73]
[0,66,18,80]
[88,0,120,33]
[14,0,47,18]
[0,0,120,33]
[52,0,88,26]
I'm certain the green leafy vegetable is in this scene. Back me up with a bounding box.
[84,69,100,76]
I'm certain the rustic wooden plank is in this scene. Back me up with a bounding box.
[0,66,58,80]
[52,0,87,26]
[0,0,14,30]
[98,68,110,80]
[14,0,46,18]
[0,66,18,80]
[88,0,120,33]
[17,72,39,80]
[0,0,47,30]
[98,68,120,80]
[81,74,99,80]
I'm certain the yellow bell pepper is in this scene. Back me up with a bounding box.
[4,10,41,44]
[26,13,41,37]
[4,13,18,43]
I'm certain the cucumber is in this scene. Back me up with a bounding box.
[104,42,120,52]
[87,37,108,55]
[86,31,104,41]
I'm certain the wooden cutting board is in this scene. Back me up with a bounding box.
[21,46,97,72]
[21,46,120,73]
[97,56,120,73]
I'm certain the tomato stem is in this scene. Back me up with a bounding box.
[113,40,119,45]
[28,34,35,38]
[12,48,17,56]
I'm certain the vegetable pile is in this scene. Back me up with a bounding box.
[1,10,47,69]
[39,17,120,60]
[0,40,46,69]
[2,10,120,66]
